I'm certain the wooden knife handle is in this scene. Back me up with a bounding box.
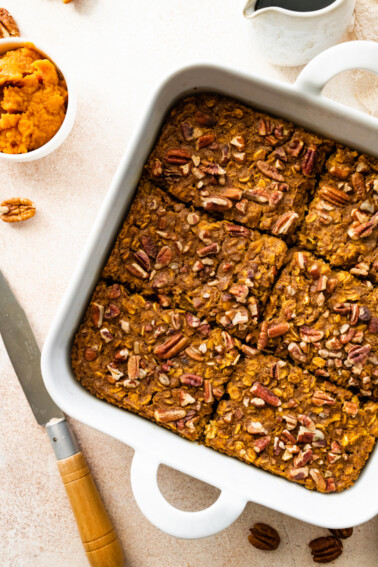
[57,452,124,567]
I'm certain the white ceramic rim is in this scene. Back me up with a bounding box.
[0,37,76,162]
[244,0,345,18]
[41,41,378,538]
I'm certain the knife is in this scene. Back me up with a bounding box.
[0,271,124,567]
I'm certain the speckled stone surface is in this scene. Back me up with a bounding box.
[1,1,377,565]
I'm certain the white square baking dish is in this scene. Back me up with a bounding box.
[42,41,378,539]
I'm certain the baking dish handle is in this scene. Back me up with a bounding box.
[130,450,247,539]
[295,40,378,97]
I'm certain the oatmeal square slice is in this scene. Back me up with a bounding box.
[72,281,241,440]
[299,147,378,273]
[205,353,378,492]
[103,179,287,338]
[147,93,333,238]
[256,250,378,398]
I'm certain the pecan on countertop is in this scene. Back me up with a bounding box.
[248,523,280,551]
[309,536,343,563]
[0,8,20,37]
[0,198,36,223]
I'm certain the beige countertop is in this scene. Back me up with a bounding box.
[1,1,378,565]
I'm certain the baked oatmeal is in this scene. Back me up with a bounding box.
[71,281,241,440]
[71,91,378,492]
[205,353,378,492]
[255,250,378,399]
[147,94,333,238]
[299,147,378,276]
[103,178,287,338]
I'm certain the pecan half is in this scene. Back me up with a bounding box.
[154,408,186,423]
[256,160,285,182]
[254,436,271,453]
[154,332,189,359]
[349,303,360,325]
[301,145,317,176]
[164,148,191,164]
[127,355,140,379]
[91,302,104,328]
[0,8,20,37]
[293,448,313,467]
[359,306,371,322]
[348,221,374,240]
[226,224,250,238]
[319,185,350,206]
[155,245,173,269]
[333,302,351,315]
[197,133,215,149]
[180,373,203,387]
[342,401,359,416]
[195,110,217,127]
[0,198,36,223]
[245,187,270,204]
[202,196,232,212]
[288,466,309,480]
[300,326,324,343]
[257,321,268,350]
[248,523,280,551]
[258,118,273,136]
[272,211,299,235]
[267,322,290,338]
[180,391,196,407]
[134,249,151,271]
[222,187,243,200]
[328,528,353,539]
[288,342,307,363]
[242,344,260,357]
[245,420,268,434]
[309,536,343,563]
[351,172,365,198]
[312,390,336,406]
[185,346,204,361]
[347,344,371,365]
[197,242,220,257]
[141,235,158,258]
[309,468,326,491]
[204,380,214,403]
[251,382,281,407]
[125,263,149,279]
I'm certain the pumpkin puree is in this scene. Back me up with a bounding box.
[0,47,68,153]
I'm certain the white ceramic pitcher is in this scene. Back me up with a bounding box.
[243,0,356,66]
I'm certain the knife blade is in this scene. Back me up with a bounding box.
[0,270,124,567]
[0,270,63,425]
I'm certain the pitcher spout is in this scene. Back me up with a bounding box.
[244,0,279,19]
[243,0,259,18]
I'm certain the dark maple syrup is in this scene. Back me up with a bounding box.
[254,0,336,11]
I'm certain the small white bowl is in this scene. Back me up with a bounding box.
[0,37,76,162]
